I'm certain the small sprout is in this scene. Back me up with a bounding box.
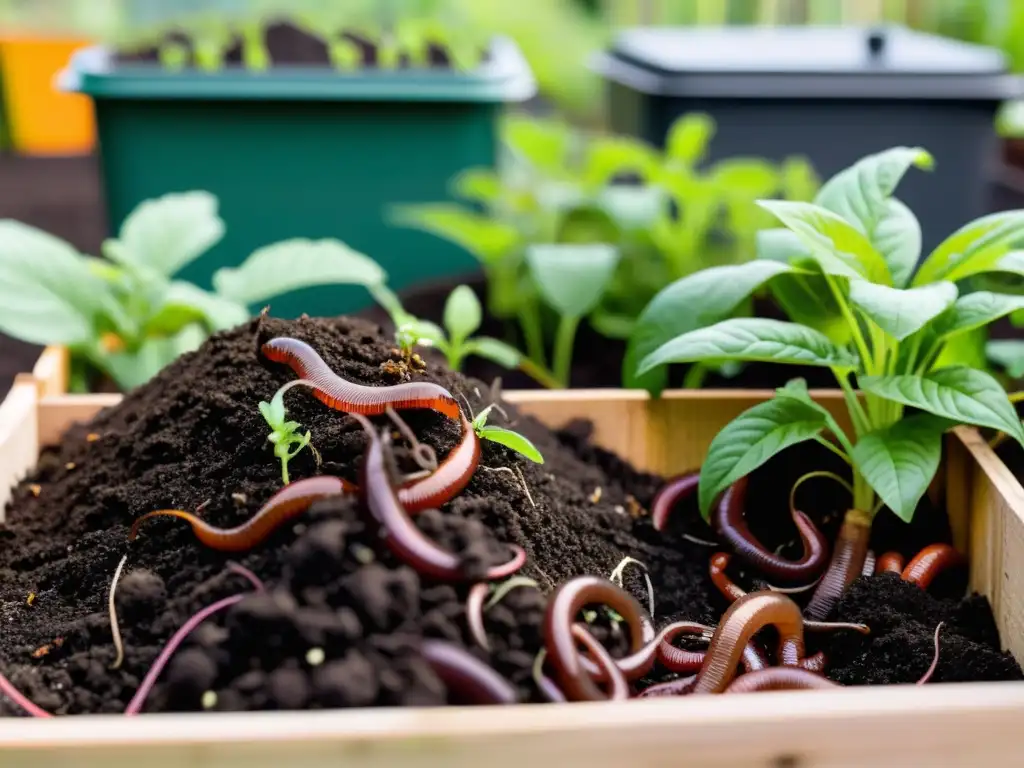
[231,493,247,506]
[258,380,318,485]
[484,576,540,611]
[201,690,218,710]
[28,484,41,498]
[352,544,375,564]
[609,556,655,620]
[305,647,326,667]
[480,465,536,508]
[589,487,603,504]
[26,592,35,606]
[472,405,544,464]
[108,554,128,670]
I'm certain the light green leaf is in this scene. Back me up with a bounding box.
[103,324,205,391]
[872,198,922,288]
[148,281,248,335]
[848,281,958,341]
[452,167,502,205]
[401,318,446,347]
[988,339,1024,378]
[370,284,411,325]
[597,186,665,230]
[913,211,1024,286]
[860,367,1024,447]
[389,204,520,266]
[625,260,800,393]
[590,310,636,340]
[666,112,714,167]
[464,337,523,369]
[213,238,385,306]
[443,285,482,345]
[852,415,949,523]
[638,318,858,377]
[697,396,830,518]
[503,115,572,175]
[932,292,1024,341]
[0,220,109,345]
[757,200,892,284]
[774,377,853,452]
[584,136,660,188]
[114,191,225,277]
[525,243,620,318]
[711,158,780,199]
[478,425,544,463]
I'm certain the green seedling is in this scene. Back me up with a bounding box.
[472,405,543,464]
[258,381,320,485]
[632,145,1024,619]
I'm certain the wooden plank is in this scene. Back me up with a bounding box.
[0,379,38,520]
[30,346,69,398]
[37,394,121,447]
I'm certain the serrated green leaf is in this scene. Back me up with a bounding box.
[988,339,1024,378]
[848,281,958,341]
[464,336,522,369]
[525,243,620,318]
[872,198,922,288]
[697,396,830,518]
[114,191,225,277]
[389,204,520,266]
[625,260,800,393]
[860,367,1024,447]
[913,211,1024,286]
[213,238,385,306]
[666,112,714,167]
[932,291,1024,341]
[443,285,482,345]
[852,415,949,523]
[478,426,544,463]
[638,318,857,377]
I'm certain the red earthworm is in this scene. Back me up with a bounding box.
[397,412,480,513]
[570,624,629,701]
[650,470,701,532]
[917,622,944,685]
[420,640,518,705]
[875,551,905,575]
[638,675,697,697]
[356,414,524,581]
[799,651,827,675]
[536,674,567,703]
[0,673,53,718]
[543,576,648,702]
[659,631,770,674]
[129,476,354,552]
[902,544,965,590]
[581,621,712,681]
[862,550,876,577]
[724,667,839,693]
[709,554,869,636]
[711,477,829,584]
[262,336,460,420]
[804,508,872,621]
[466,583,490,650]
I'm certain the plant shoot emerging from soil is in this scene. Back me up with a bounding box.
[472,404,544,464]
[258,380,321,485]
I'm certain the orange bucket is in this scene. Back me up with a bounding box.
[0,35,96,155]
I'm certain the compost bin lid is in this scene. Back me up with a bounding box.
[594,24,1023,100]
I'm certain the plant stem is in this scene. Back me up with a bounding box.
[833,369,870,437]
[825,275,873,373]
[281,457,291,486]
[518,301,548,369]
[813,435,853,466]
[518,359,562,389]
[682,363,708,389]
[552,314,580,388]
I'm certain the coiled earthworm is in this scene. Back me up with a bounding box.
[875,551,905,575]
[638,675,697,697]
[570,624,629,700]
[397,412,480,513]
[543,576,648,702]
[420,640,518,705]
[709,553,870,636]
[129,476,354,552]
[712,477,829,585]
[650,470,701,532]
[261,336,460,420]
[724,667,839,693]
[658,629,770,674]
[580,621,713,681]
[804,508,872,621]
[356,414,525,581]
[917,622,944,685]
[902,544,964,590]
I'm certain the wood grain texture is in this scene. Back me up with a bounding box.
[31,346,69,398]
[0,378,38,520]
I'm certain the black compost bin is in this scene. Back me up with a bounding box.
[593,24,1024,252]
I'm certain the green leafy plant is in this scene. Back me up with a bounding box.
[631,145,1024,616]
[0,191,385,392]
[472,405,544,464]
[258,381,320,485]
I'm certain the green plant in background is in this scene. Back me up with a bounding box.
[391,112,818,387]
[0,191,385,392]
[631,145,1024,617]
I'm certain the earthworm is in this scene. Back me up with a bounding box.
[129,476,353,552]
[658,630,770,674]
[397,412,480,513]
[799,651,827,674]
[709,554,869,636]
[261,336,460,420]
[638,675,698,697]
[917,622,945,685]
[543,576,648,701]
[0,673,53,718]
[356,414,525,581]
[420,640,518,705]
[570,624,629,700]
[711,477,829,584]
[581,621,713,681]
[466,583,491,650]
[875,551,905,575]
[532,650,567,703]
[902,544,965,590]
[862,550,876,577]
[724,667,839,693]
[650,470,701,532]
[804,508,872,621]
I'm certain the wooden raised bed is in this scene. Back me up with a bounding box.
[0,347,1023,765]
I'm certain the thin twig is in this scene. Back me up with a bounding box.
[485,576,540,611]
[481,465,536,508]
[108,554,128,670]
[608,557,655,620]
[766,574,823,594]
[0,673,52,718]
[385,406,438,471]
[515,467,536,508]
[682,533,719,547]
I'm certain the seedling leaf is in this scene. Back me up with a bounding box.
[444,285,482,345]
[525,243,620,319]
[478,425,544,463]
[848,281,958,341]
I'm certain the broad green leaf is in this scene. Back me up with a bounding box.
[584,136,660,188]
[988,339,1024,378]
[597,186,665,230]
[872,198,922,288]
[638,318,858,377]
[913,211,1024,286]
[860,367,1024,447]
[852,415,949,523]
[697,396,830,518]
[557,205,620,244]
[478,425,544,464]
[624,260,800,393]
[590,310,636,340]
[389,204,520,266]
[848,281,958,341]
[503,115,572,175]
[779,156,820,203]
[213,238,385,306]
[934,326,987,371]
[103,324,205,391]
[815,146,932,238]
[757,200,892,284]
[452,167,502,205]
[114,191,225,277]
[932,292,1024,340]
[525,243,620,318]
[711,158,780,199]
[464,336,522,369]
[443,285,482,345]
[666,112,714,167]
[148,281,248,335]
[0,220,109,345]
[774,377,853,452]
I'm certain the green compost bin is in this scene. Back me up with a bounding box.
[59,40,535,318]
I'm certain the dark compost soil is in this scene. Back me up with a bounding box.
[0,315,1018,716]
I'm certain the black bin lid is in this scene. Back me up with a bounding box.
[593,24,1023,101]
